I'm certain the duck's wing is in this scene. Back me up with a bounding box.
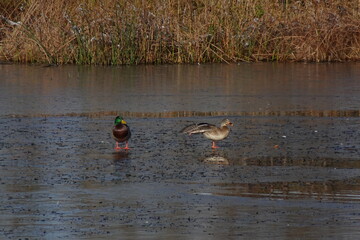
[181,123,217,134]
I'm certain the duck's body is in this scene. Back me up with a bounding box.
[112,116,131,150]
[182,119,233,149]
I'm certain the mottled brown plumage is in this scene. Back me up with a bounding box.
[182,119,233,149]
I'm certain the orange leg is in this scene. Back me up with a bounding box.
[114,142,121,150]
[211,141,219,149]
[123,141,130,150]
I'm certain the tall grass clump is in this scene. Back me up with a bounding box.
[1,0,360,64]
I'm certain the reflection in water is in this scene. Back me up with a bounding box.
[200,154,360,201]
[202,156,230,165]
[1,63,360,116]
[212,179,360,202]
[112,151,130,162]
[235,156,360,169]
[202,155,360,169]
[2,63,360,238]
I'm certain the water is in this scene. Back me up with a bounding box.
[1,63,360,116]
[1,63,360,239]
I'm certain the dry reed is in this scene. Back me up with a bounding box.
[6,109,360,119]
[1,0,360,64]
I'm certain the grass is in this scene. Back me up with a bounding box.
[1,0,360,64]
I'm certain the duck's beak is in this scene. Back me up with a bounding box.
[121,120,127,124]
[229,122,233,126]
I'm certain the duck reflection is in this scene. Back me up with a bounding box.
[203,156,230,165]
[112,151,130,162]
[111,151,132,175]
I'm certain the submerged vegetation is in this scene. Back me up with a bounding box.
[1,0,360,64]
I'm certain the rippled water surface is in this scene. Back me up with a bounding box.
[1,63,360,239]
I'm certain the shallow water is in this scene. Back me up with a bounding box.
[1,63,360,116]
[1,63,360,239]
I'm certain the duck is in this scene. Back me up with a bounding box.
[112,116,131,150]
[181,119,233,149]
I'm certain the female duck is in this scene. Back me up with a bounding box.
[112,116,131,150]
[181,119,233,149]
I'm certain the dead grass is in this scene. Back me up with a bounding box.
[1,0,360,64]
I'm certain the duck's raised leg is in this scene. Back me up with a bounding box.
[211,141,219,149]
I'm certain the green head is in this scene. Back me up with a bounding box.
[114,116,127,125]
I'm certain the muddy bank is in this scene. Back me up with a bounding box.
[1,116,360,239]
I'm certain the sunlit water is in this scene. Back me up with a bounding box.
[1,63,360,239]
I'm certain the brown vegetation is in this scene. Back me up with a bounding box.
[1,0,360,64]
[7,109,360,119]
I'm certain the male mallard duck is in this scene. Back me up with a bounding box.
[181,119,233,149]
[112,116,131,150]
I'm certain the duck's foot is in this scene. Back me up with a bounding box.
[123,142,130,150]
[114,142,122,151]
[211,141,219,149]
